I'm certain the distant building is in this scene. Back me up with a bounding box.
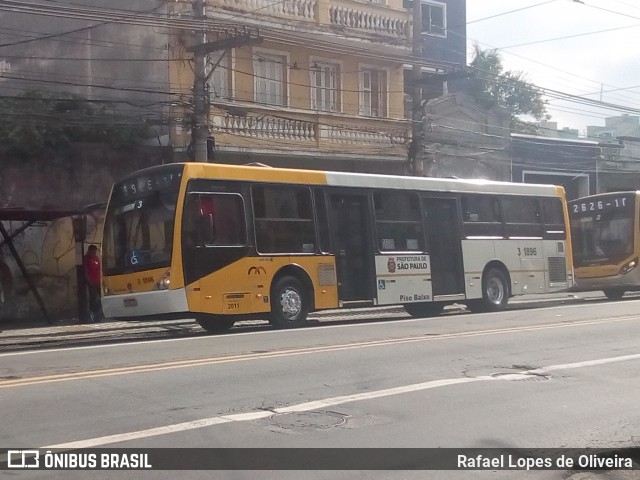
[511,134,601,200]
[587,115,640,142]
[536,121,579,139]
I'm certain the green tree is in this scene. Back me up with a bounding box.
[469,44,548,133]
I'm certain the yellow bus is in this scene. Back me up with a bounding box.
[569,191,639,299]
[101,163,573,332]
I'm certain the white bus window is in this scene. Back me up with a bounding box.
[502,197,543,238]
[374,191,424,251]
[543,198,566,239]
[462,195,502,237]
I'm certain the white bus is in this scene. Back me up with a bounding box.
[101,163,574,332]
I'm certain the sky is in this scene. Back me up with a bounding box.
[465,0,640,137]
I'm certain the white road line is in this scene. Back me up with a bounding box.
[42,352,640,450]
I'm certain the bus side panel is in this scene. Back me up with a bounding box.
[461,240,497,299]
[185,256,339,315]
[462,239,570,298]
[515,239,545,294]
[462,239,544,297]
[374,254,432,305]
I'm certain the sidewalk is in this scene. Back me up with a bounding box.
[0,292,600,350]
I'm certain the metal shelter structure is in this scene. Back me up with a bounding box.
[0,207,84,324]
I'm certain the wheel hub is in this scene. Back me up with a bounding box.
[487,278,504,304]
[280,288,302,318]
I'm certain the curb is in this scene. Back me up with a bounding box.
[0,293,599,349]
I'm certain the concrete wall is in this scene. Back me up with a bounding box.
[0,144,171,322]
[0,0,170,141]
[422,93,511,180]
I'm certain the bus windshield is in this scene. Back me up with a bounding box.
[103,190,179,274]
[571,211,634,267]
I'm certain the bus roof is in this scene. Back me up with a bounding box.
[569,191,640,203]
[125,162,564,197]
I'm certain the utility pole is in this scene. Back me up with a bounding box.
[409,0,425,176]
[189,1,261,162]
[192,0,209,163]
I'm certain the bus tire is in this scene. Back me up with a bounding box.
[270,276,309,329]
[468,268,510,313]
[603,288,625,300]
[403,302,444,318]
[196,314,236,334]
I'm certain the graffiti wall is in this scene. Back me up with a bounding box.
[0,207,105,322]
[0,143,172,323]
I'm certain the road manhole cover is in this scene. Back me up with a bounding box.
[269,410,348,431]
[490,372,550,382]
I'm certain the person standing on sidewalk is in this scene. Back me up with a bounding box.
[83,244,103,322]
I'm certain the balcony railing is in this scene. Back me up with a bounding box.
[217,0,315,21]
[212,114,317,142]
[328,4,410,38]
[208,0,411,41]
[210,108,409,155]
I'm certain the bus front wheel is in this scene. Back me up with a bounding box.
[603,288,625,300]
[270,276,309,329]
[196,314,236,334]
[403,302,444,318]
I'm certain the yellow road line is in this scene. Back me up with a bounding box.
[1,316,637,389]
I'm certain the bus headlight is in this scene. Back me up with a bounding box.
[157,271,171,290]
[620,258,638,275]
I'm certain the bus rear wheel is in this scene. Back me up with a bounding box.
[270,276,309,329]
[603,288,625,300]
[196,314,236,334]
[467,268,510,313]
[403,302,444,318]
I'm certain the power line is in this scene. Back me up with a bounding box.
[466,0,557,25]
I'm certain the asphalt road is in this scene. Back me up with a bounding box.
[1,298,639,479]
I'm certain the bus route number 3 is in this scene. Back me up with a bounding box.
[517,247,538,257]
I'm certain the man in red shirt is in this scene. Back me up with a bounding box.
[83,244,103,322]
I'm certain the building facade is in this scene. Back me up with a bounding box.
[169,0,467,174]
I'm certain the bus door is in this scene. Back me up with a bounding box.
[422,197,465,299]
[329,193,376,304]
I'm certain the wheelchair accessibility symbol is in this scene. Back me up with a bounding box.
[129,250,139,266]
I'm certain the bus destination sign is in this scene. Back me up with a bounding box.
[117,170,183,200]
[570,194,633,216]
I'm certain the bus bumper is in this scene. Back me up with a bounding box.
[573,273,640,292]
[102,288,189,319]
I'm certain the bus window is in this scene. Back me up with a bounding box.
[183,193,246,247]
[252,186,315,254]
[542,197,566,239]
[461,194,502,238]
[103,191,178,272]
[314,189,331,253]
[502,197,543,238]
[374,191,424,251]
